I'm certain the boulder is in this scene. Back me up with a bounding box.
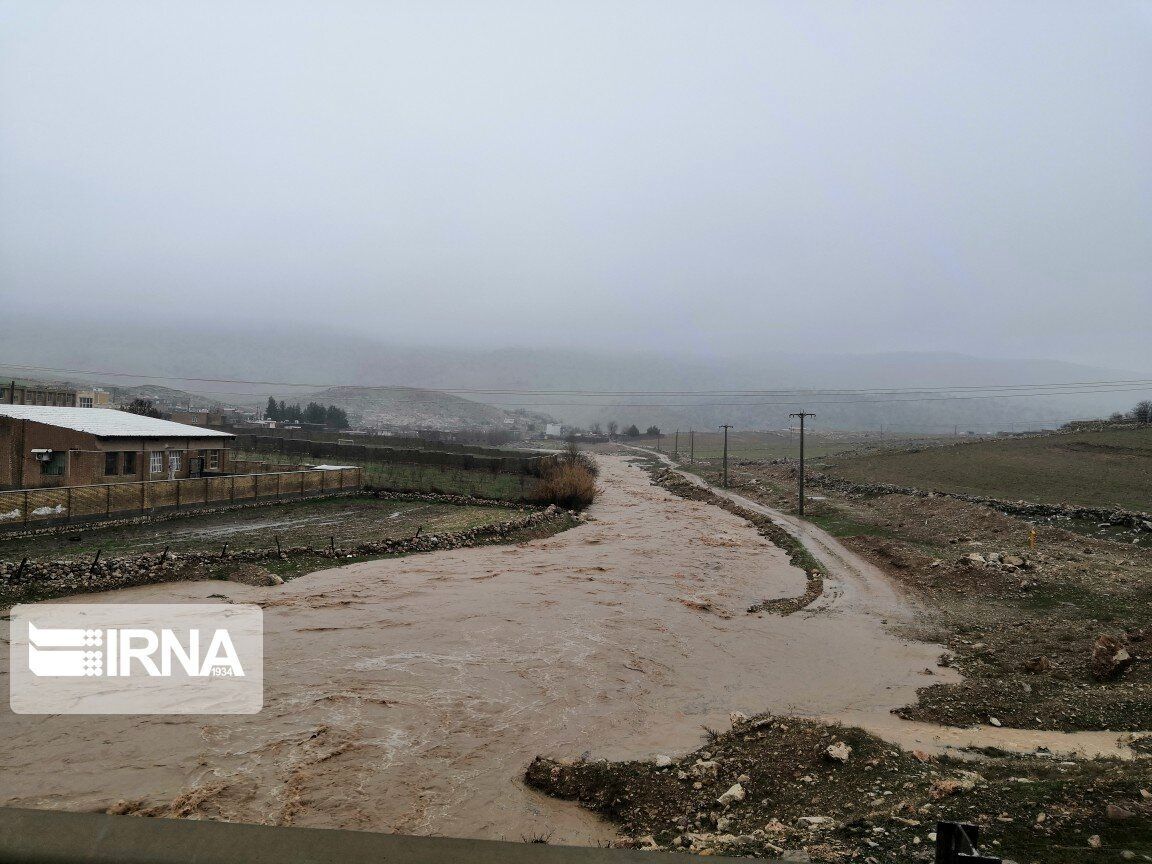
[1090,634,1133,680]
[225,564,284,587]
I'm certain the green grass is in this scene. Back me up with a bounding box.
[827,427,1152,511]
[804,509,898,539]
[668,430,869,462]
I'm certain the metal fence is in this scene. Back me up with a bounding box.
[0,467,363,532]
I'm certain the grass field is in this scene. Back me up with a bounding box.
[653,430,874,462]
[0,495,516,563]
[231,450,538,500]
[826,426,1152,510]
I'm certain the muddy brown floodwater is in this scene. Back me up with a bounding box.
[2,455,954,844]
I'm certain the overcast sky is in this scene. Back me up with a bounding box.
[2,1,1149,371]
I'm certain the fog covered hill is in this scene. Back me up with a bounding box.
[297,385,513,430]
[0,315,1145,433]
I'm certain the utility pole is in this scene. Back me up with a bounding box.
[689,430,695,464]
[789,412,815,516]
[719,424,732,487]
[673,429,679,460]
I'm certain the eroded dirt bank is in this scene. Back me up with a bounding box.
[1,456,946,844]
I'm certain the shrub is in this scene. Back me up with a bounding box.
[558,441,600,477]
[529,461,599,510]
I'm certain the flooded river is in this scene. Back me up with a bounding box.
[2,456,956,844]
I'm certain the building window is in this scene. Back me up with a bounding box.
[123,452,137,475]
[79,396,93,408]
[40,452,66,476]
[168,452,181,475]
[208,450,220,470]
[104,452,119,476]
[150,452,164,474]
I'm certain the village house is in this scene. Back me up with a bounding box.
[0,405,233,490]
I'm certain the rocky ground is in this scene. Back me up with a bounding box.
[528,711,1152,863]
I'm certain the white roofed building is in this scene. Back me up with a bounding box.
[0,405,234,490]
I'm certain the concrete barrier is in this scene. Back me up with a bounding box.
[0,807,735,863]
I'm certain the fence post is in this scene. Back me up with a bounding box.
[140,480,145,515]
[300,471,305,497]
[23,491,28,527]
[175,478,181,510]
[204,476,209,505]
[320,469,327,492]
[254,474,259,503]
[276,472,281,501]
[105,484,111,517]
[66,487,73,523]
[230,474,236,504]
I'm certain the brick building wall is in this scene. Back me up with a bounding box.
[0,418,231,490]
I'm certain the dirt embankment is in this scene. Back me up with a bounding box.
[528,711,1152,863]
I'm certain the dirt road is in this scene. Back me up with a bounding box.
[1,456,958,844]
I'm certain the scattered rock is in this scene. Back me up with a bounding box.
[796,816,834,829]
[654,754,672,768]
[1021,655,1051,674]
[717,783,746,806]
[825,741,852,763]
[1107,804,1137,821]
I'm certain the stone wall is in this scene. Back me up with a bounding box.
[0,501,576,604]
[798,470,1152,534]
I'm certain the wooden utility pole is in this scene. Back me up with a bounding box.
[689,430,695,463]
[673,429,679,460]
[789,413,815,515]
[719,425,732,487]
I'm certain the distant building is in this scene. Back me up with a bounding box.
[0,406,233,490]
[544,423,563,438]
[75,388,110,408]
[1,380,77,407]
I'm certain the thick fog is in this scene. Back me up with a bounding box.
[1,1,1150,371]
